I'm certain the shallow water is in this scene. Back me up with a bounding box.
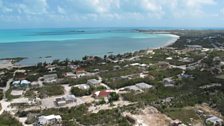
[0,28,178,65]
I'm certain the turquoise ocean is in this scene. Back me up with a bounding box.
[0,28,178,65]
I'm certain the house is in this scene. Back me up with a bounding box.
[206,116,223,126]
[122,85,142,92]
[163,78,175,87]
[135,82,153,90]
[139,73,148,78]
[178,73,193,79]
[46,65,57,73]
[64,72,76,78]
[10,90,24,96]
[157,61,170,69]
[75,84,90,90]
[36,115,62,126]
[113,65,121,70]
[199,83,222,89]
[43,74,58,83]
[166,57,173,60]
[11,97,40,105]
[87,79,101,86]
[187,45,203,50]
[75,67,86,75]
[93,90,113,98]
[170,119,187,126]
[179,57,194,63]
[14,69,27,80]
[12,80,30,89]
[55,95,76,106]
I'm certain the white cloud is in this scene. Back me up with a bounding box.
[220,8,224,15]
[12,0,48,15]
[0,0,222,28]
[0,0,13,13]
[57,6,66,14]
[186,0,216,8]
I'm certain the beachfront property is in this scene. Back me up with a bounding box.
[13,69,27,80]
[35,115,62,126]
[43,74,58,83]
[46,65,57,73]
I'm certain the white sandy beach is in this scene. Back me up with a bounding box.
[0,60,14,69]
[163,34,180,47]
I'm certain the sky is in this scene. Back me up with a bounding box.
[0,0,224,29]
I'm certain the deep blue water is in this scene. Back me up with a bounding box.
[0,28,178,65]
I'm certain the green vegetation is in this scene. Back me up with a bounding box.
[0,112,23,126]
[0,89,3,100]
[64,76,97,86]
[30,105,130,126]
[71,87,91,97]
[100,66,140,79]
[164,108,201,124]
[0,70,13,87]
[26,74,40,82]
[109,92,120,102]
[37,85,64,98]
[5,88,20,101]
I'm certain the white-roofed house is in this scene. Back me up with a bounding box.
[12,80,30,89]
[43,74,58,83]
[87,79,101,86]
[55,95,76,106]
[75,84,90,90]
[163,78,175,87]
[36,115,62,126]
[135,82,153,90]
[206,116,223,126]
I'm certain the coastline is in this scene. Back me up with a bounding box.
[0,33,180,69]
[145,33,180,50]
[162,34,180,47]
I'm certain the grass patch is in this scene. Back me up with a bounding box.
[216,74,224,79]
[37,85,64,98]
[5,88,20,101]
[164,108,200,124]
[0,112,23,126]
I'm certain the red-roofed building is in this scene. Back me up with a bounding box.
[75,67,86,74]
[93,90,113,98]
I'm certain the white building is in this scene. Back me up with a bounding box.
[36,115,62,126]
[163,78,175,87]
[74,84,90,90]
[43,74,58,83]
[87,79,101,86]
[206,116,223,126]
[135,82,153,90]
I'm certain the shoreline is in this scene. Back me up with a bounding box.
[0,33,180,69]
[162,34,180,47]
